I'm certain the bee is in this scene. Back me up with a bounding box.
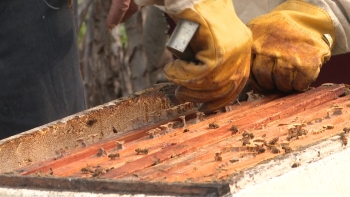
[86,118,98,127]
[230,125,238,134]
[108,153,120,160]
[115,141,124,150]
[343,127,350,133]
[76,138,87,147]
[242,138,251,146]
[96,148,108,157]
[112,126,118,134]
[282,146,292,154]
[49,167,54,175]
[257,147,266,154]
[183,128,190,133]
[268,137,279,145]
[92,166,106,177]
[81,166,93,174]
[215,152,222,162]
[135,148,149,155]
[229,158,239,163]
[209,123,220,129]
[292,162,301,168]
[340,133,348,146]
[271,147,281,154]
[152,158,161,166]
[242,130,254,139]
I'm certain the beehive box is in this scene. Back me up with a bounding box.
[0,83,349,197]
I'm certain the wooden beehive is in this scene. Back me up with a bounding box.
[0,83,349,196]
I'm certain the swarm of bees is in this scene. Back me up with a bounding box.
[135,148,149,155]
[286,124,308,140]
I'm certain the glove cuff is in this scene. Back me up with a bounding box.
[273,0,335,49]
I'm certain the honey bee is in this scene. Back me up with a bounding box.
[257,147,266,154]
[242,138,251,146]
[108,153,120,160]
[86,118,98,127]
[81,166,93,174]
[209,123,220,129]
[292,162,301,168]
[230,125,238,134]
[96,148,108,157]
[340,133,348,146]
[229,158,239,163]
[112,126,118,134]
[92,166,106,177]
[268,137,279,145]
[282,146,292,153]
[242,130,254,139]
[215,152,222,162]
[343,127,350,133]
[271,147,281,154]
[152,158,161,166]
[183,129,190,133]
[135,148,149,155]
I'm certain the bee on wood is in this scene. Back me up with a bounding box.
[292,162,301,168]
[282,146,292,154]
[108,153,120,160]
[215,152,222,162]
[81,166,93,174]
[209,123,220,129]
[340,133,348,146]
[242,130,254,139]
[115,141,124,150]
[152,158,161,166]
[86,118,98,127]
[230,125,239,134]
[229,158,239,163]
[271,147,281,154]
[135,148,149,155]
[96,148,108,157]
[343,127,350,133]
[242,138,251,146]
[112,126,118,134]
[183,128,190,133]
[92,166,106,177]
[257,147,266,154]
[268,137,279,145]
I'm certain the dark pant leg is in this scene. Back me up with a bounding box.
[0,0,85,139]
[312,53,350,87]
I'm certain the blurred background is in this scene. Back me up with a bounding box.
[77,0,172,108]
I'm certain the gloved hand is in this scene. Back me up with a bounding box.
[157,0,252,112]
[247,0,335,92]
[106,0,141,30]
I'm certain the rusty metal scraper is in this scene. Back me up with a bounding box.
[166,19,199,62]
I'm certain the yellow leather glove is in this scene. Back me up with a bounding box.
[247,0,335,92]
[162,0,252,112]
